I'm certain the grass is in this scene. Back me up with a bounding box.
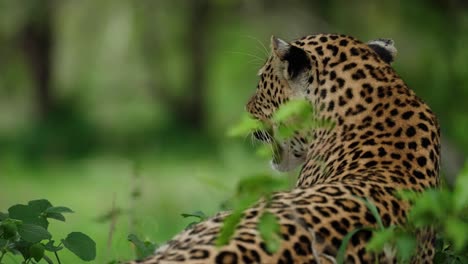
[0,142,276,263]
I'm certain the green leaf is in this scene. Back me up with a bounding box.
[46,212,66,222]
[360,197,384,230]
[29,243,45,262]
[408,189,452,227]
[62,232,96,261]
[8,203,49,228]
[336,227,372,264]
[45,206,74,214]
[444,217,468,251]
[258,212,281,253]
[227,113,265,138]
[1,221,18,239]
[28,200,53,213]
[181,211,208,229]
[181,211,207,220]
[44,240,63,252]
[366,227,396,253]
[275,123,296,140]
[18,224,51,243]
[395,233,416,262]
[236,174,289,201]
[272,99,313,123]
[127,234,157,259]
[254,144,274,159]
[216,211,243,246]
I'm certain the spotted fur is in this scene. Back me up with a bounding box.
[127,34,440,264]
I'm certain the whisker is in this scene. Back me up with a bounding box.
[225,51,265,62]
[244,35,270,58]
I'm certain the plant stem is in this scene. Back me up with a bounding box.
[54,251,62,264]
[0,251,5,263]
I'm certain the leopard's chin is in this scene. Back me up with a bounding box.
[270,141,305,172]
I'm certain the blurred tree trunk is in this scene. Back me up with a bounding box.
[19,1,54,120]
[136,0,212,132]
[181,0,210,130]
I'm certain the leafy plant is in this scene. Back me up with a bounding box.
[181,211,208,229]
[216,174,290,252]
[127,234,157,261]
[336,166,468,264]
[0,199,96,263]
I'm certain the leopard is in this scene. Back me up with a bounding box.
[127,33,440,264]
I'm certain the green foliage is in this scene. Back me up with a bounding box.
[258,212,281,253]
[62,232,96,261]
[127,234,157,260]
[337,167,468,263]
[0,199,96,263]
[227,113,266,138]
[216,174,289,248]
[181,211,208,228]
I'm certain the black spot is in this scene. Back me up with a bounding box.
[374,122,384,131]
[319,227,331,236]
[413,170,425,179]
[365,211,376,224]
[319,36,328,42]
[382,214,391,226]
[350,47,360,56]
[337,78,345,87]
[394,128,402,137]
[378,147,387,157]
[339,52,348,62]
[394,142,405,149]
[327,101,335,111]
[329,71,337,80]
[417,157,427,167]
[402,111,414,120]
[361,151,375,158]
[363,139,376,145]
[352,69,366,80]
[345,88,353,99]
[320,89,327,99]
[417,123,429,132]
[365,161,378,168]
[421,137,430,148]
[406,126,416,137]
[339,39,349,46]
[315,46,324,55]
[390,109,399,116]
[385,118,396,127]
[284,46,311,79]
[280,249,293,263]
[343,63,357,71]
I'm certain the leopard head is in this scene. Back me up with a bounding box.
[246,34,397,172]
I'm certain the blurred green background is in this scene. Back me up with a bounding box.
[1,0,467,262]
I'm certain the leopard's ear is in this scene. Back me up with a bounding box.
[271,36,311,80]
[367,38,397,64]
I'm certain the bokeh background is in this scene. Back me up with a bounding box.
[1,0,467,262]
